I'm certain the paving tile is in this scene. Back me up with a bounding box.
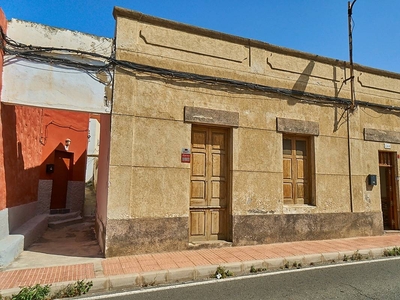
[184,252,212,266]
[4,233,400,292]
[140,264,163,272]
[174,261,195,268]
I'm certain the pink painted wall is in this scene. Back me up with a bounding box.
[2,105,42,208]
[96,114,110,252]
[39,109,90,182]
[0,8,6,210]
[0,10,90,214]
[0,10,43,209]
[1,9,43,209]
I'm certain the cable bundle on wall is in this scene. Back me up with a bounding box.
[1,26,400,113]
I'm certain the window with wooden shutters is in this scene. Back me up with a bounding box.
[283,135,312,205]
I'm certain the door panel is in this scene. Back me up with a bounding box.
[191,181,205,199]
[192,153,206,176]
[190,210,206,237]
[190,126,230,242]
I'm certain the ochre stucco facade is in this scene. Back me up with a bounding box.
[100,7,400,256]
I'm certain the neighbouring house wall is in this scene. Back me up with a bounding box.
[0,9,40,267]
[0,8,7,212]
[3,20,112,217]
[2,105,42,210]
[37,109,89,214]
[0,13,43,226]
[0,16,111,265]
[2,19,112,114]
[38,110,89,181]
[0,10,7,243]
[96,114,111,253]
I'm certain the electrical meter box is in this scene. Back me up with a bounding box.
[368,174,377,186]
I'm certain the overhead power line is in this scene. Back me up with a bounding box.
[1,26,400,113]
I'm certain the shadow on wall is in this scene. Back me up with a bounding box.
[1,104,41,209]
[289,60,315,106]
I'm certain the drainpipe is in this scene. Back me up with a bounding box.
[347,108,354,212]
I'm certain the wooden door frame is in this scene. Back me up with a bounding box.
[189,125,232,242]
[378,151,399,230]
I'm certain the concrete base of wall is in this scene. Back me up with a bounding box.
[37,180,52,215]
[0,235,24,269]
[95,213,106,254]
[8,202,37,233]
[66,181,85,213]
[0,209,24,269]
[232,212,384,246]
[105,217,189,257]
[12,214,48,249]
[102,212,384,258]
[0,204,49,268]
[0,209,9,240]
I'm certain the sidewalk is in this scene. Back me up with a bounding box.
[1,234,400,297]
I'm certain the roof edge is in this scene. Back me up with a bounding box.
[113,6,400,80]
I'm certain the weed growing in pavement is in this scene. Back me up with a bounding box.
[213,266,233,279]
[282,261,302,269]
[284,262,290,269]
[383,246,400,257]
[351,250,363,261]
[0,280,93,300]
[292,261,302,269]
[343,250,364,262]
[249,265,267,273]
[4,284,51,300]
[52,280,93,298]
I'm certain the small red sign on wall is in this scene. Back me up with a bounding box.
[181,148,191,163]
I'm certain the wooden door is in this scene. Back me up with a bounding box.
[379,151,398,230]
[190,126,230,242]
[50,151,73,209]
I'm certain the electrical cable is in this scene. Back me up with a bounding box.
[2,26,400,114]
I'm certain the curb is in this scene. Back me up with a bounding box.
[0,246,395,297]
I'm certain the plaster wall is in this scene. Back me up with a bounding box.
[106,8,400,255]
[96,114,111,253]
[86,118,100,183]
[39,109,89,181]
[2,20,112,114]
[0,208,8,239]
[0,8,6,211]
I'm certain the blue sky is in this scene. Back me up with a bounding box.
[2,1,400,73]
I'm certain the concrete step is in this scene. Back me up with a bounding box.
[48,211,80,223]
[48,216,83,229]
[188,240,233,250]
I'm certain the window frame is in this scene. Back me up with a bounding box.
[282,134,315,206]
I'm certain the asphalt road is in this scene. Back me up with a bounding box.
[81,257,400,300]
